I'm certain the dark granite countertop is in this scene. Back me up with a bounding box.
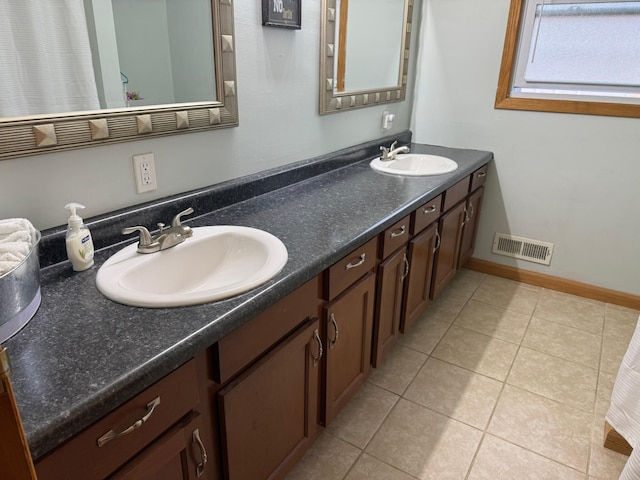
[4,137,492,460]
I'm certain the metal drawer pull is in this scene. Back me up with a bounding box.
[97,396,161,447]
[193,428,208,477]
[463,205,470,225]
[477,171,487,178]
[329,313,339,349]
[469,202,474,219]
[423,205,436,214]
[390,225,406,238]
[433,230,441,254]
[402,253,410,281]
[345,253,366,270]
[312,328,323,367]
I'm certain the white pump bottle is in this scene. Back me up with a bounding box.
[65,203,94,271]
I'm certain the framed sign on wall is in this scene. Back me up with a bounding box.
[262,0,302,29]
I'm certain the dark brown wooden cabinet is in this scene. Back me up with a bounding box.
[373,246,408,367]
[218,318,321,480]
[35,359,215,480]
[401,222,438,333]
[323,272,376,425]
[111,414,207,480]
[458,186,485,268]
[430,201,467,300]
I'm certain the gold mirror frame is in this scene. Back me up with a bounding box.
[319,0,413,115]
[0,0,238,161]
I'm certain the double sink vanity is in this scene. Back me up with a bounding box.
[6,134,492,479]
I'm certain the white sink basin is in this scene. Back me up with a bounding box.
[96,226,288,308]
[370,153,458,176]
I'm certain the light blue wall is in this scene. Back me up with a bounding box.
[412,0,640,295]
[0,0,419,230]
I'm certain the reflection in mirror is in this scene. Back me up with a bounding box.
[0,0,237,160]
[335,0,406,92]
[320,0,413,115]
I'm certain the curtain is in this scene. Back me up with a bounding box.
[0,0,100,118]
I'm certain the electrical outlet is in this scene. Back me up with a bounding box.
[133,153,157,193]
[381,111,395,130]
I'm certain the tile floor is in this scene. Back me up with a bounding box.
[285,269,640,480]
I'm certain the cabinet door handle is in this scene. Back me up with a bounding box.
[423,205,436,214]
[97,396,161,447]
[468,202,474,219]
[312,328,323,367]
[192,428,208,477]
[329,313,339,349]
[402,253,410,280]
[345,253,366,270]
[390,225,406,238]
[433,230,441,254]
[462,205,470,226]
[477,171,487,178]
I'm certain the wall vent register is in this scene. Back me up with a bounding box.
[492,233,554,265]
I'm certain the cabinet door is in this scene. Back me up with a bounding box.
[218,318,321,480]
[111,414,208,480]
[430,201,466,300]
[458,187,485,268]
[401,223,438,333]
[323,273,375,426]
[373,246,407,367]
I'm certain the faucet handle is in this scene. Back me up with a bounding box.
[122,226,153,247]
[389,140,398,150]
[171,207,194,227]
[380,145,390,159]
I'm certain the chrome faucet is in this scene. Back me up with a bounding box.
[122,207,194,254]
[379,141,410,161]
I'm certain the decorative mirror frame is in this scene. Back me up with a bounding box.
[0,0,238,160]
[319,0,413,115]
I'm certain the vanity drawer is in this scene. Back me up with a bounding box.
[36,360,199,480]
[411,194,442,235]
[443,176,471,212]
[471,164,488,192]
[212,276,320,384]
[379,215,411,259]
[324,237,378,301]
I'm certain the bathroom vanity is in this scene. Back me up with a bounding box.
[5,134,492,479]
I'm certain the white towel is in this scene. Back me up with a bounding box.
[606,314,640,480]
[0,218,38,276]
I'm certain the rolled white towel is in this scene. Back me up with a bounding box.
[0,218,38,276]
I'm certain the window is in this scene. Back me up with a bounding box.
[496,0,640,117]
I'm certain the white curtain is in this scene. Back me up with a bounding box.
[0,0,100,118]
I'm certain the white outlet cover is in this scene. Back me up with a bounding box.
[133,153,157,193]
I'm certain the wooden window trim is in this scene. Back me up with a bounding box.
[495,0,640,119]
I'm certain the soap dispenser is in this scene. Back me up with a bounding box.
[64,203,95,271]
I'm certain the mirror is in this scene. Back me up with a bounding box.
[0,0,238,160]
[319,0,413,115]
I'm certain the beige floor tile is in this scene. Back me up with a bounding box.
[522,316,602,369]
[507,347,597,412]
[589,414,630,479]
[398,314,450,355]
[604,306,639,345]
[600,336,630,375]
[285,432,361,480]
[325,383,399,449]
[534,290,605,335]
[443,268,485,298]
[488,385,591,472]
[344,453,416,480]
[606,303,640,314]
[368,345,427,395]
[468,434,586,480]
[454,299,531,344]
[422,289,469,324]
[471,275,541,315]
[431,326,518,381]
[404,358,502,429]
[365,399,482,480]
[597,371,616,403]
